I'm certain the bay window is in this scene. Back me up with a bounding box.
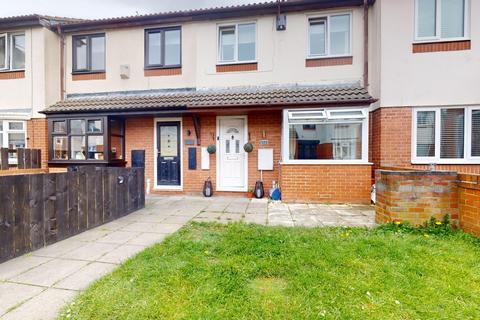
[0,120,27,164]
[415,0,469,41]
[308,13,351,58]
[0,33,26,71]
[145,27,181,68]
[49,116,125,163]
[413,107,480,163]
[218,22,256,63]
[282,108,369,163]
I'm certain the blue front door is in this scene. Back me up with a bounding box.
[157,122,181,186]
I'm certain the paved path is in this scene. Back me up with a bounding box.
[0,196,374,319]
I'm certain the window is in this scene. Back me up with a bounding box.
[413,107,480,163]
[73,34,105,73]
[308,13,351,57]
[283,108,368,163]
[218,22,256,63]
[0,120,26,164]
[49,117,125,162]
[0,33,25,71]
[145,27,181,68]
[415,0,469,41]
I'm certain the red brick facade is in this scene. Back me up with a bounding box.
[370,107,480,174]
[26,118,48,168]
[280,164,372,204]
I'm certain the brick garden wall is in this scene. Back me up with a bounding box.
[280,164,372,204]
[375,170,459,226]
[458,174,480,236]
[369,107,480,174]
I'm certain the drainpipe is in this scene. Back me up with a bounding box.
[56,25,65,101]
[363,0,369,89]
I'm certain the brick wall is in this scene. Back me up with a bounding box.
[458,174,480,236]
[280,164,372,204]
[26,118,48,168]
[124,111,282,196]
[375,170,459,226]
[370,107,480,174]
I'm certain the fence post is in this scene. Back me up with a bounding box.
[0,148,8,170]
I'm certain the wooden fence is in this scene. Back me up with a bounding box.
[0,148,41,170]
[0,166,145,263]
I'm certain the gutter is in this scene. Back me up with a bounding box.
[55,25,65,101]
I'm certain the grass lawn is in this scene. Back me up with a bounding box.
[60,223,480,320]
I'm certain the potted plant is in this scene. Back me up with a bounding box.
[243,142,254,153]
[247,187,255,198]
[207,144,216,154]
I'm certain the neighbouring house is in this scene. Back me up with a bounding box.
[1,0,479,204]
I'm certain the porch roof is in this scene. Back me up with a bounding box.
[42,84,375,115]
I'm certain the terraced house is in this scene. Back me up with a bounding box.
[0,0,478,204]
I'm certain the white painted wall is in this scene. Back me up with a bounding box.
[64,7,365,95]
[0,27,60,118]
[374,0,480,107]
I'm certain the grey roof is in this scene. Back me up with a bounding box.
[0,14,85,29]
[43,84,374,114]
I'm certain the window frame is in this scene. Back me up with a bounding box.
[414,0,470,42]
[307,12,353,59]
[72,33,106,74]
[144,26,182,69]
[412,106,480,164]
[0,32,26,72]
[48,116,125,164]
[282,108,369,164]
[217,21,257,65]
[0,120,27,165]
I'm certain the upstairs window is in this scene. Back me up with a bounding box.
[413,107,480,163]
[218,22,256,63]
[73,34,105,73]
[0,33,25,71]
[145,27,181,68]
[308,13,351,57]
[415,0,468,41]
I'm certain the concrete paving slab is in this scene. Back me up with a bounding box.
[161,215,193,224]
[10,259,88,287]
[54,262,117,291]
[127,233,167,246]
[31,240,86,259]
[69,229,111,242]
[97,244,146,264]
[95,231,141,245]
[60,242,118,262]
[0,283,45,316]
[2,288,76,320]
[0,256,52,281]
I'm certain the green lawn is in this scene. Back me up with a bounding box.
[60,223,480,320]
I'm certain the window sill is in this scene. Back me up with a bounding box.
[412,40,471,53]
[280,161,372,165]
[0,70,25,80]
[216,62,258,73]
[412,159,480,165]
[144,67,182,77]
[305,56,353,68]
[72,72,106,81]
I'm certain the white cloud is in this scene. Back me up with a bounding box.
[1,0,259,19]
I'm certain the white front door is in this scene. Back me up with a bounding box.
[217,116,247,191]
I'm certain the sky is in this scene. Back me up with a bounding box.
[1,0,260,19]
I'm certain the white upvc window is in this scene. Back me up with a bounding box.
[282,108,369,164]
[307,12,352,58]
[0,120,27,164]
[0,33,26,71]
[415,0,470,42]
[412,106,480,164]
[218,22,256,64]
